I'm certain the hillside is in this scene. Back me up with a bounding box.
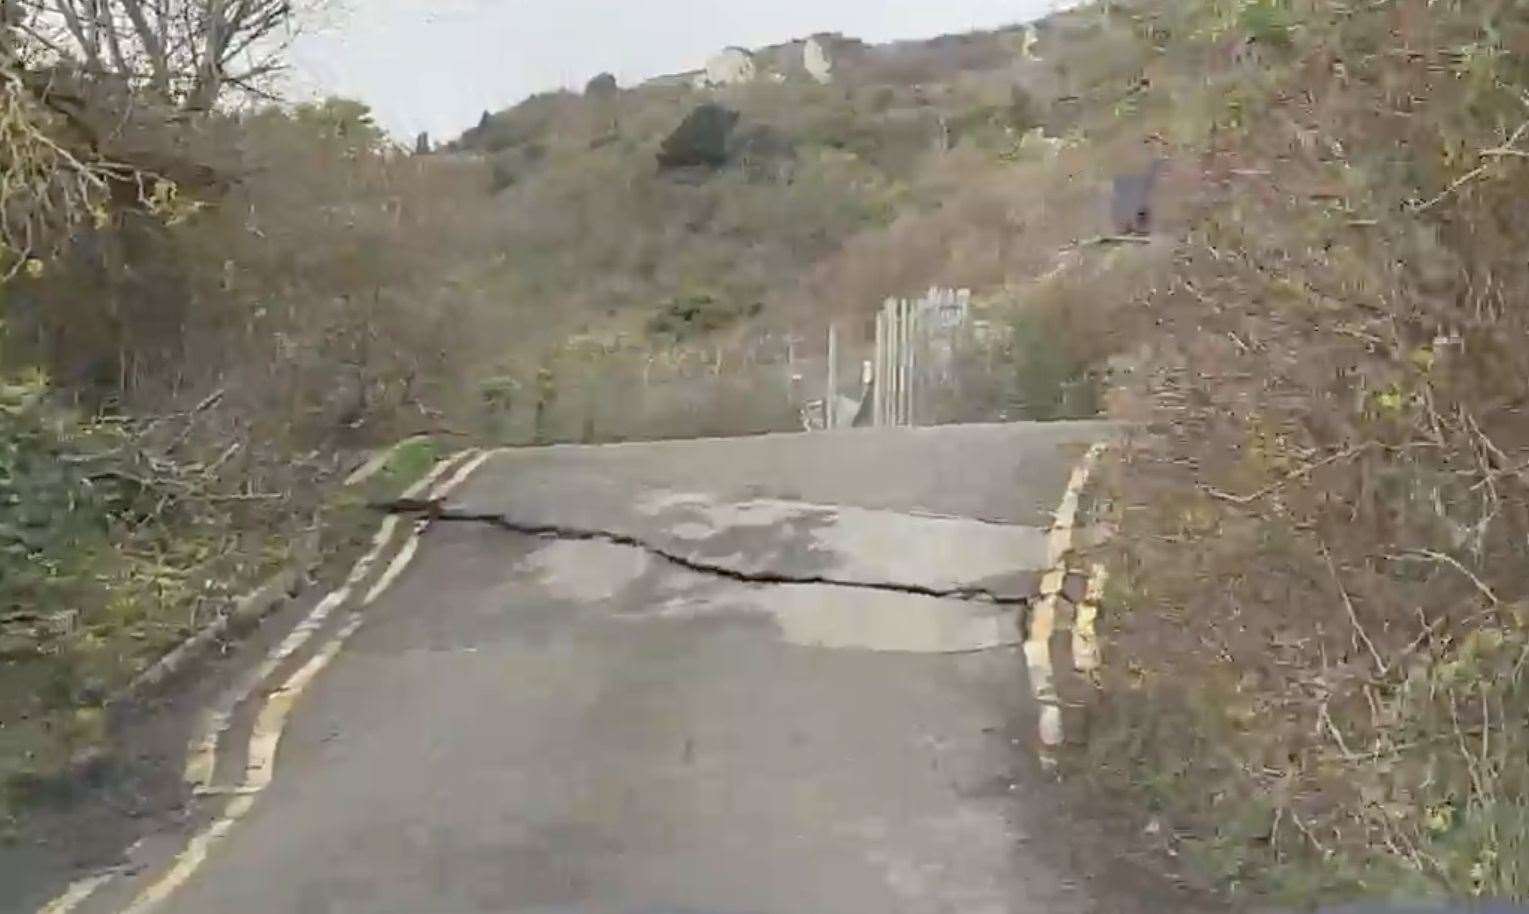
[448,16,1136,310]
[3,0,1528,908]
[418,11,1142,436]
[435,1,1529,904]
[1,7,1123,854]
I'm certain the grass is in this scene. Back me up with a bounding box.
[369,437,441,496]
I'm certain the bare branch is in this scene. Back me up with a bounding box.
[1320,542,1388,679]
[1411,119,1529,212]
[1389,549,1499,608]
[52,0,103,69]
[115,0,172,96]
[1202,442,1373,505]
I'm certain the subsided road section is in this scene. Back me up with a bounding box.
[44,422,1215,914]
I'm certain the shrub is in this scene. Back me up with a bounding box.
[657,104,741,169]
[646,294,761,340]
[0,373,109,618]
[585,72,619,98]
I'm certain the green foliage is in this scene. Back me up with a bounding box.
[585,73,619,98]
[1010,310,1099,420]
[459,91,582,155]
[1395,623,1529,899]
[293,98,388,154]
[479,374,520,412]
[1238,0,1294,48]
[645,294,761,340]
[950,87,1044,153]
[378,438,439,491]
[0,374,113,616]
[657,104,741,169]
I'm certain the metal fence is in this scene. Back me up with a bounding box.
[871,287,971,427]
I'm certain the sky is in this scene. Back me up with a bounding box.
[286,0,1065,141]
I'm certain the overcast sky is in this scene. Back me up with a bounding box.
[286,0,1065,141]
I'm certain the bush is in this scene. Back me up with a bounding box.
[0,373,110,618]
[585,73,619,98]
[657,104,740,169]
[1238,0,1295,49]
[1068,0,1529,903]
[646,294,761,340]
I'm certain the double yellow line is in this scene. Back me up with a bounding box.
[1024,442,1108,761]
[39,448,496,914]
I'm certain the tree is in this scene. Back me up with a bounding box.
[656,103,739,169]
[7,0,311,110]
[293,97,385,153]
[0,60,162,278]
[584,72,617,98]
[0,0,318,277]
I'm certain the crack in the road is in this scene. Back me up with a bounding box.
[389,505,1033,606]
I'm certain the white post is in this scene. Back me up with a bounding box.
[887,301,896,426]
[873,311,885,427]
[892,300,903,426]
[825,322,838,430]
[907,298,917,425]
[886,301,897,427]
[898,298,911,426]
[907,301,918,427]
[880,302,892,427]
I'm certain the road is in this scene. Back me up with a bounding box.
[51,422,1209,914]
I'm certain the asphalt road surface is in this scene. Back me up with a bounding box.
[56,422,1223,914]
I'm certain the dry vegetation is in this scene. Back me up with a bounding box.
[6,0,1524,906]
[0,5,1118,823]
[1047,0,1529,906]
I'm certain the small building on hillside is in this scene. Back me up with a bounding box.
[804,35,835,83]
[705,47,757,85]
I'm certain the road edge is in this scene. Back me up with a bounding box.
[32,448,496,914]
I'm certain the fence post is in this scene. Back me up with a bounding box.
[896,299,905,426]
[896,297,906,425]
[909,298,920,426]
[873,310,885,427]
[886,300,897,426]
[893,299,903,426]
[825,322,838,430]
[908,297,917,425]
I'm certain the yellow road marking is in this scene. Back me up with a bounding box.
[1027,442,1106,752]
[118,794,255,914]
[180,514,395,788]
[343,435,433,487]
[35,448,488,914]
[432,448,495,498]
[240,615,364,793]
[402,447,480,500]
[35,873,117,914]
[123,607,376,911]
[1072,563,1107,674]
[127,451,486,911]
[182,584,355,788]
[180,446,480,790]
[362,530,421,607]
